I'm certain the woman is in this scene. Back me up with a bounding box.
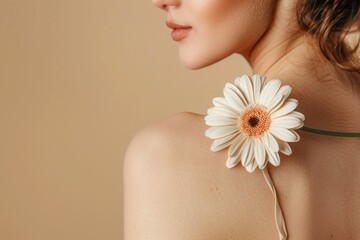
[124,0,360,239]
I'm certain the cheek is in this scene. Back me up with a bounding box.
[179,0,273,69]
[199,1,269,50]
[188,0,245,30]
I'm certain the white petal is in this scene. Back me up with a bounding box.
[207,106,239,119]
[254,138,266,169]
[223,85,246,113]
[241,139,254,167]
[269,126,299,142]
[235,75,254,104]
[259,79,281,108]
[205,126,239,139]
[212,97,233,111]
[225,82,248,107]
[265,146,280,167]
[245,159,258,173]
[271,116,303,129]
[270,98,299,119]
[267,93,284,112]
[278,140,292,155]
[265,131,280,152]
[260,76,267,90]
[268,95,287,115]
[284,111,305,121]
[290,129,300,141]
[226,155,241,168]
[276,85,292,99]
[211,132,239,152]
[252,74,262,103]
[228,134,246,157]
[261,132,269,146]
[205,115,238,126]
[239,138,251,166]
[293,121,304,130]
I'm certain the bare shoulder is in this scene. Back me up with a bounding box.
[124,111,209,168]
[123,112,280,239]
[123,111,213,191]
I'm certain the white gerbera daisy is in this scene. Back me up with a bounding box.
[204,74,305,173]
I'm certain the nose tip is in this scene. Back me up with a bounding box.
[152,0,162,8]
[152,0,179,10]
[152,0,166,10]
[152,0,163,9]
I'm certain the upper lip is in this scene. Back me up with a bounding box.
[166,21,191,29]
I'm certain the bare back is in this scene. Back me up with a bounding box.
[160,111,360,239]
[124,109,360,240]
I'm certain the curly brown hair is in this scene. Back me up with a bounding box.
[296,0,360,72]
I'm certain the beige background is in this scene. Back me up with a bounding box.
[0,0,250,239]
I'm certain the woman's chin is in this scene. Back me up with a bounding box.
[181,60,207,70]
[177,42,242,69]
[179,53,225,70]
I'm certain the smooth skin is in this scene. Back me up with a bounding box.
[124,0,360,239]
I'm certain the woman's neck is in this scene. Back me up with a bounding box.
[241,0,359,93]
[245,35,360,132]
[237,0,360,133]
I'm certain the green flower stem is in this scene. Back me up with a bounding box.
[300,125,360,138]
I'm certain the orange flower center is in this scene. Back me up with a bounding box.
[239,105,271,137]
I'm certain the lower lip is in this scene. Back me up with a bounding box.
[171,28,192,41]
